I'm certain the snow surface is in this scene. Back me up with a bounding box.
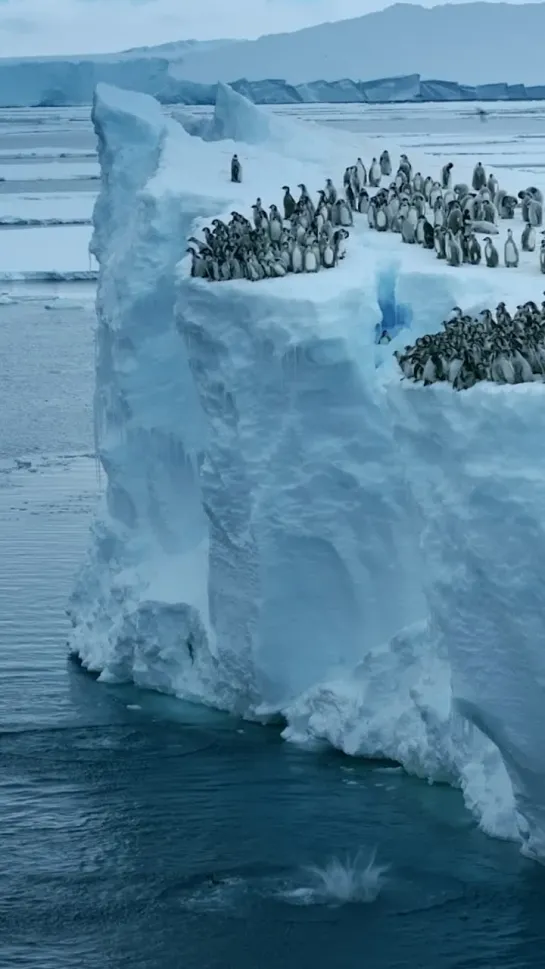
[70,81,545,862]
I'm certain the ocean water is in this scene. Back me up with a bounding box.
[2,103,545,969]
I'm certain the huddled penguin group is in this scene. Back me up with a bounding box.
[189,150,545,282]
[360,154,544,272]
[395,301,545,390]
[186,184,350,281]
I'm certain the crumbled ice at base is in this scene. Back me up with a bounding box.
[70,81,545,861]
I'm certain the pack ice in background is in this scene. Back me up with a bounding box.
[69,81,545,863]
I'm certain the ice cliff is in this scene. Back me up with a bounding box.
[2,55,545,107]
[71,81,545,862]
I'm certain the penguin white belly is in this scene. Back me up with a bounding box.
[505,241,518,266]
[339,202,352,227]
[304,249,318,272]
[322,244,334,268]
[292,245,303,273]
[375,208,388,231]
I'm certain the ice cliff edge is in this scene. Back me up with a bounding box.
[70,82,545,862]
[70,80,422,712]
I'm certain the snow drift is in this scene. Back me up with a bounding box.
[70,81,545,862]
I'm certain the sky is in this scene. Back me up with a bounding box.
[0,0,527,58]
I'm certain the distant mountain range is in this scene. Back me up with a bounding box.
[163,3,545,88]
[2,3,545,107]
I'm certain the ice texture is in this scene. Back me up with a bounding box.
[70,81,545,861]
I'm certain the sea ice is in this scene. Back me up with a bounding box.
[70,81,545,861]
[0,160,99,182]
[0,192,95,225]
[0,224,96,274]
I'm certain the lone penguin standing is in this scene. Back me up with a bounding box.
[230,154,242,183]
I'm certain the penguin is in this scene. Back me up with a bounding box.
[401,217,415,244]
[325,178,337,205]
[357,188,370,214]
[369,158,381,187]
[540,238,545,274]
[423,176,433,201]
[282,186,296,220]
[399,154,412,179]
[521,222,536,252]
[380,150,392,176]
[186,246,207,278]
[467,233,482,265]
[230,154,242,183]
[487,173,498,200]
[422,219,435,249]
[356,157,367,187]
[345,181,356,212]
[472,162,486,191]
[441,162,454,189]
[394,170,407,192]
[429,182,442,209]
[337,199,353,227]
[481,198,496,223]
[447,203,463,235]
[504,228,519,267]
[412,193,426,218]
[375,206,388,231]
[291,241,303,273]
[303,243,319,273]
[496,190,517,219]
[446,230,462,266]
[528,199,543,227]
[416,215,426,245]
[321,238,335,268]
[412,172,424,195]
[407,204,419,228]
[332,228,349,263]
[525,186,543,204]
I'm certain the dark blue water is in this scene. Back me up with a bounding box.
[2,295,545,969]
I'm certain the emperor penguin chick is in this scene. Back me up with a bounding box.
[504,228,519,267]
[521,222,536,252]
[230,154,242,183]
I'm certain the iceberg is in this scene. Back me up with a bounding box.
[70,81,545,861]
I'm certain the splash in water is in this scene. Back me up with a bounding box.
[284,847,388,907]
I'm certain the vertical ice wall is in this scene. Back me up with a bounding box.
[70,81,424,714]
[70,84,221,705]
[178,264,425,707]
[391,381,545,859]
